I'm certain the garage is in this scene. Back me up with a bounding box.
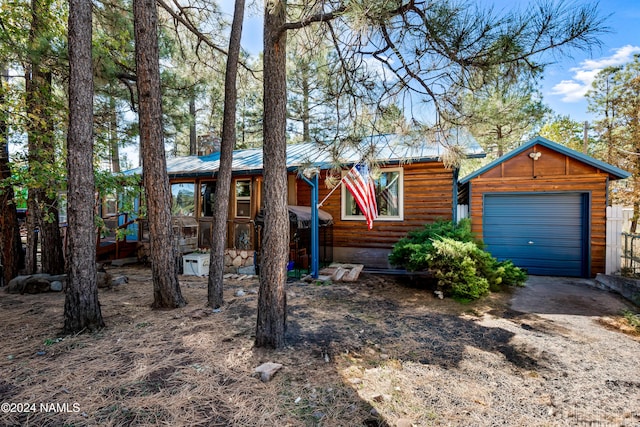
[460,136,630,277]
[483,192,589,277]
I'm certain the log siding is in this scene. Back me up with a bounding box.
[297,162,454,250]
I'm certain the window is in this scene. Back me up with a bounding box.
[235,179,252,218]
[103,194,117,217]
[200,181,216,217]
[171,183,195,216]
[342,167,403,221]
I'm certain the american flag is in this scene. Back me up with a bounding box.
[344,163,378,229]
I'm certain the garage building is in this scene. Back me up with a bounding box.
[460,136,630,277]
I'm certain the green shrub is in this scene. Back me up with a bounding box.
[388,219,478,270]
[623,310,640,332]
[388,220,527,301]
[428,238,490,300]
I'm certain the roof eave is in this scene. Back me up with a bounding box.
[460,136,631,184]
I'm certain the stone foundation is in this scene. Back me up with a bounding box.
[224,249,255,273]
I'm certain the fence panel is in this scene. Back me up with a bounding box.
[606,205,624,274]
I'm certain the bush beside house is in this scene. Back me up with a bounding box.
[389,219,527,301]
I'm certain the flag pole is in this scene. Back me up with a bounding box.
[317,161,360,208]
[300,172,320,278]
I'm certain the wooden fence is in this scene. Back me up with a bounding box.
[606,206,624,274]
[606,205,639,275]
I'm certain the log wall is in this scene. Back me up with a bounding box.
[297,162,455,252]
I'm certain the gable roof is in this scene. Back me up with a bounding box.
[460,135,630,184]
[126,130,485,178]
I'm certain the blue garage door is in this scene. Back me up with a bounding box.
[483,193,589,277]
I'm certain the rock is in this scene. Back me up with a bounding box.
[396,419,414,427]
[6,275,32,294]
[254,362,283,382]
[97,271,113,289]
[24,279,50,294]
[232,256,243,267]
[238,265,256,275]
[111,275,128,287]
[50,281,63,292]
[235,289,246,297]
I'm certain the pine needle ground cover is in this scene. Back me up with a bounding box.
[0,266,638,426]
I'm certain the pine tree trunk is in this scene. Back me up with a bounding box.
[301,62,310,142]
[39,191,64,274]
[26,1,64,275]
[0,70,23,285]
[64,0,104,333]
[25,191,38,274]
[207,0,245,309]
[110,94,120,173]
[134,0,186,308]
[255,0,288,349]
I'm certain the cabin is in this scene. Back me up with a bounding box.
[125,131,484,271]
[459,136,630,278]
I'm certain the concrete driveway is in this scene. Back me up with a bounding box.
[510,275,637,316]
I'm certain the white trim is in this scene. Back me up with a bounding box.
[341,166,404,222]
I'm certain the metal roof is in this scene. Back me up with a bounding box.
[125,130,484,177]
[460,136,631,183]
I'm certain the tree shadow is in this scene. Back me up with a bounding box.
[287,304,539,371]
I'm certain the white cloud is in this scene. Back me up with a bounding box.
[551,45,640,102]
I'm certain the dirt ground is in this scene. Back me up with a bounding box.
[0,265,639,427]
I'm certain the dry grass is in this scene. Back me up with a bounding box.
[0,265,639,426]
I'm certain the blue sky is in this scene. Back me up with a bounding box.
[226,1,640,124]
[532,0,640,122]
